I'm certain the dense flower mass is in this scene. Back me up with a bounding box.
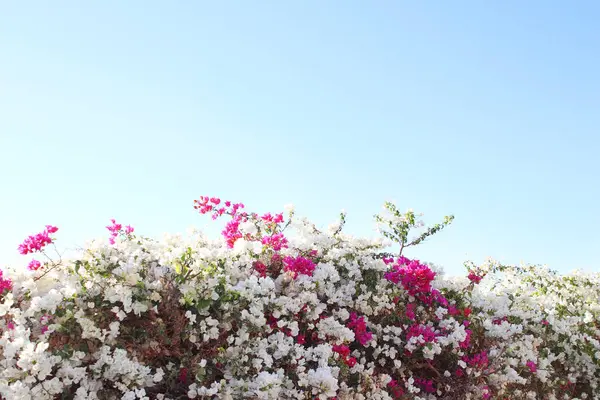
[0,197,599,400]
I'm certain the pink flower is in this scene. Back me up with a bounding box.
[387,379,405,398]
[222,217,243,248]
[526,360,537,373]
[27,259,42,271]
[459,329,472,349]
[468,271,483,284]
[462,351,489,369]
[253,261,268,278]
[283,256,316,278]
[347,313,373,345]
[384,257,438,304]
[0,269,12,293]
[45,225,59,234]
[107,219,134,244]
[482,386,491,399]
[406,323,437,344]
[414,378,435,394]
[18,226,57,255]
[332,344,351,358]
[261,233,288,251]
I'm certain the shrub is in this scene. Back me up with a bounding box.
[0,196,598,399]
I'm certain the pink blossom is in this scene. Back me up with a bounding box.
[384,257,437,303]
[414,378,435,394]
[406,323,437,344]
[18,226,57,255]
[0,269,12,293]
[222,217,243,248]
[387,379,405,398]
[468,271,483,284]
[526,360,537,373]
[283,255,316,278]
[27,259,42,271]
[462,351,489,369]
[45,225,59,234]
[459,329,472,349]
[332,344,351,358]
[261,233,288,251]
[482,386,491,399]
[253,261,267,278]
[347,313,373,345]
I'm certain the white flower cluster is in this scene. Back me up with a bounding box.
[0,207,599,400]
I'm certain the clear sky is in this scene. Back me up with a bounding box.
[1,1,599,275]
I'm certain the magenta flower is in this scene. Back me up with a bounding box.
[27,259,42,271]
[0,269,12,293]
[106,219,134,244]
[526,360,537,373]
[18,226,58,255]
[468,271,483,284]
[347,313,373,345]
[283,255,316,278]
[261,233,288,251]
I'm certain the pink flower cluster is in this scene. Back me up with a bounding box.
[194,196,244,220]
[462,351,489,369]
[261,233,288,251]
[195,196,248,247]
[283,256,316,278]
[28,259,42,271]
[468,271,483,284]
[222,217,244,248]
[18,225,59,272]
[387,379,405,398]
[384,256,436,296]
[18,225,58,255]
[414,377,436,394]
[526,360,537,373]
[106,219,134,245]
[347,313,373,345]
[332,344,357,367]
[460,329,472,349]
[384,256,448,306]
[261,212,284,225]
[405,303,416,320]
[406,323,437,345]
[0,269,12,294]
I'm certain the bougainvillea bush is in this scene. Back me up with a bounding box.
[1,197,599,400]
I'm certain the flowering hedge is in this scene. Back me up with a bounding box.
[1,196,599,400]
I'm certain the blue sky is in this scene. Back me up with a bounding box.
[1,1,599,275]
